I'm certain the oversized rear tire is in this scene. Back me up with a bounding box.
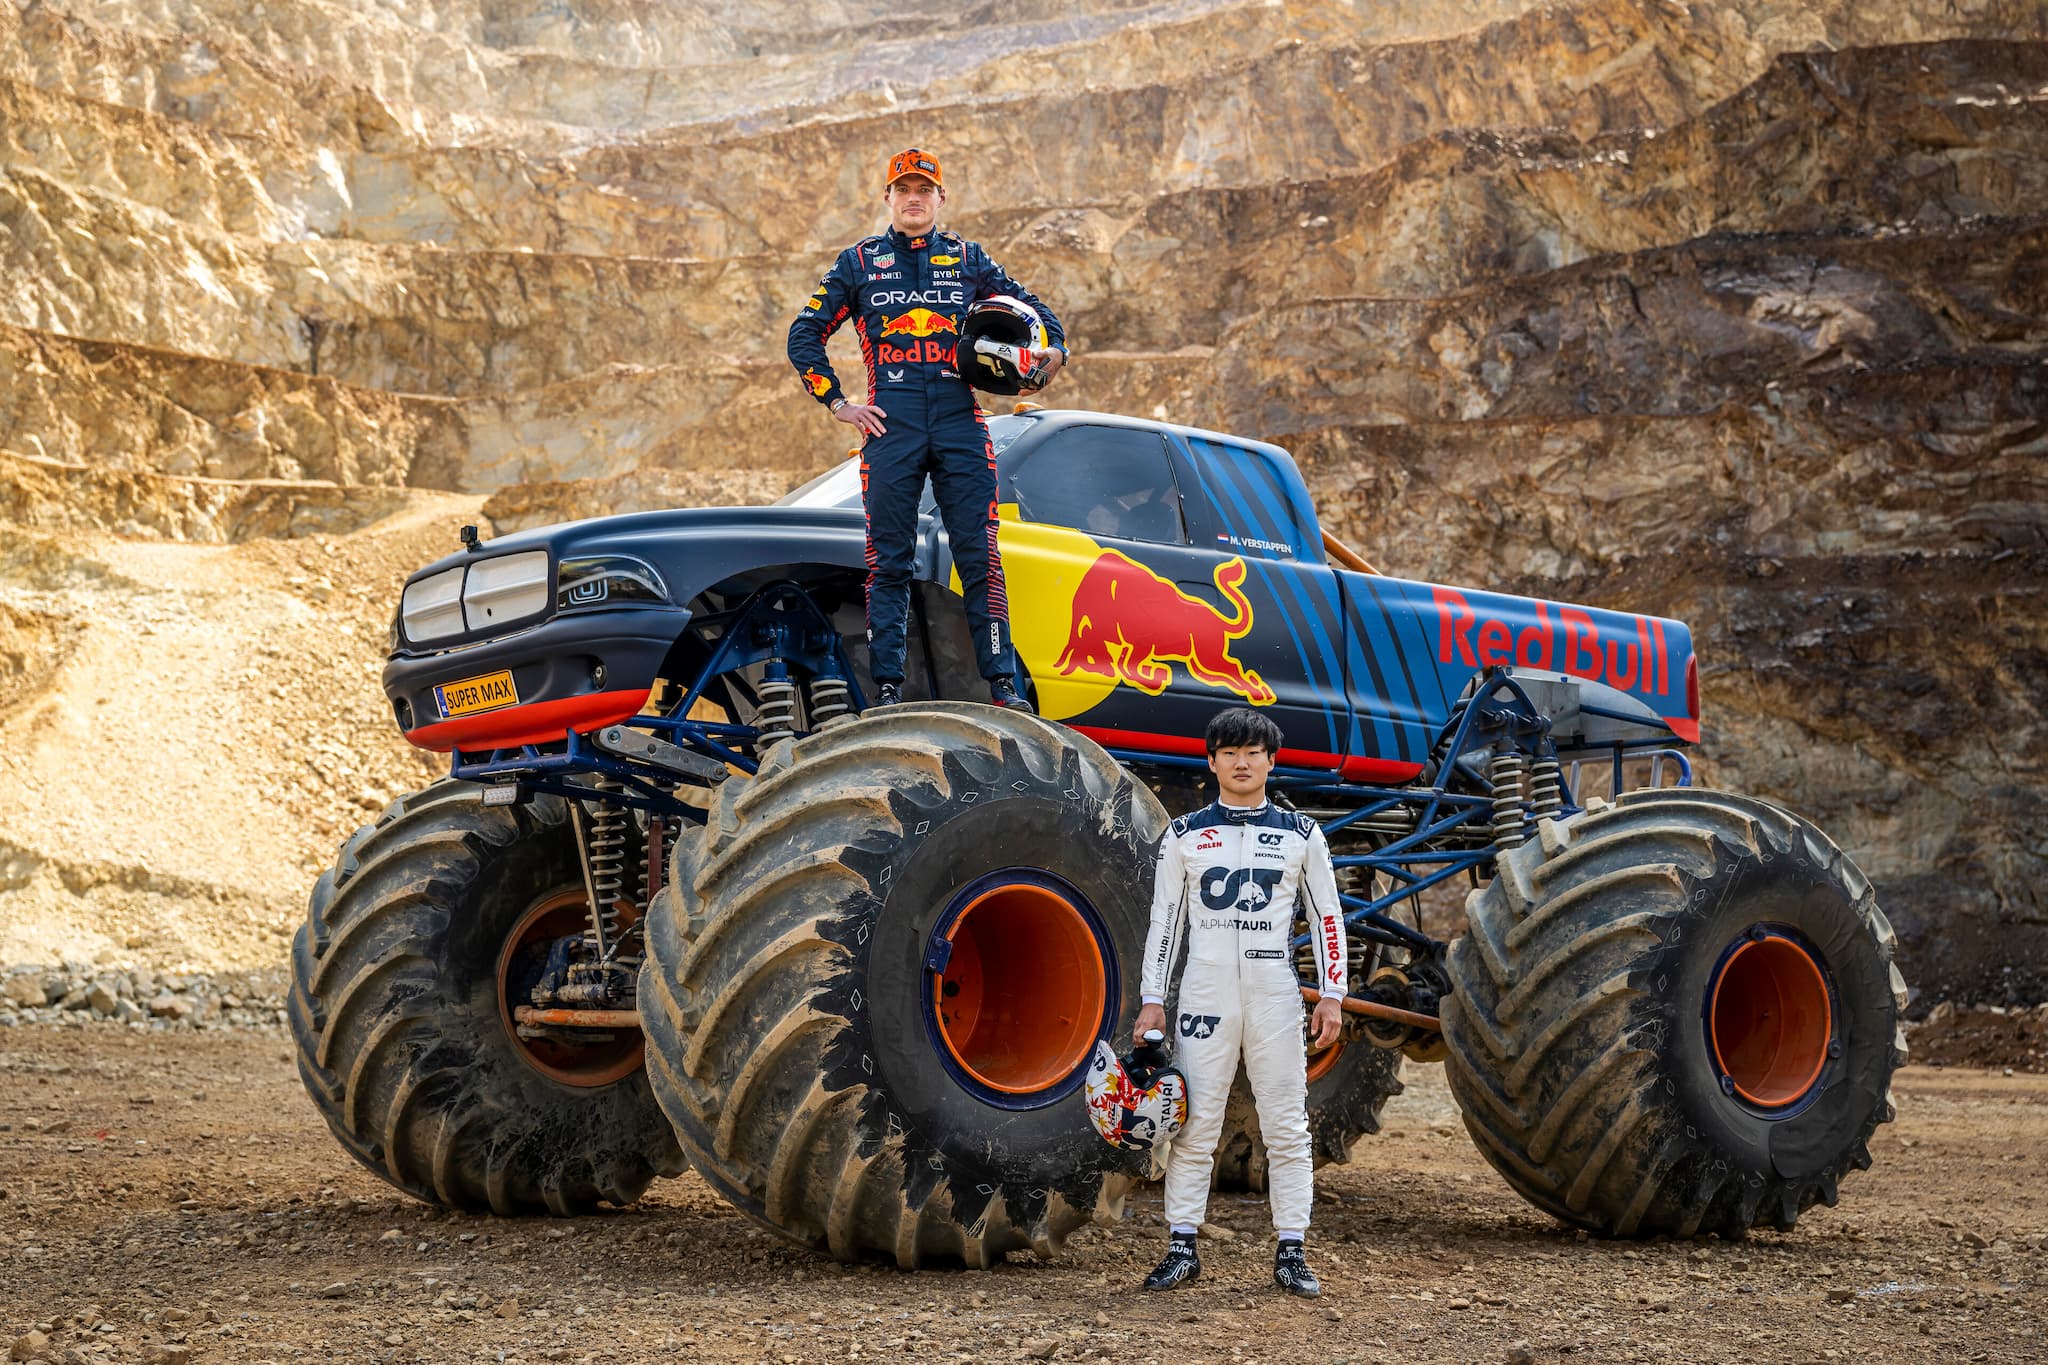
[640,703,1165,1267]
[1440,787,1907,1238]
[1211,862,1408,1191]
[1211,1026,1404,1189]
[290,780,684,1215]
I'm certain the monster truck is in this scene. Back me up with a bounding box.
[292,406,1906,1264]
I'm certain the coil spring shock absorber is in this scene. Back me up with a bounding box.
[807,673,855,730]
[1529,752,1563,823]
[583,773,629,959]
[755,660,800,750]
[1489,751,1529,850]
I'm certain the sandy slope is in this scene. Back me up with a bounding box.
[0,492,478,971]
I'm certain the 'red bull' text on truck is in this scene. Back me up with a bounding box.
[293,408,1906,1267]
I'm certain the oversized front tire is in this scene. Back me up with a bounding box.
[640,703,1165,1267]
[1440,787,1907,1238]
[290,781,684,1215]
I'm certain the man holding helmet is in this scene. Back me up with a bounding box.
[1133,707,1347,1299]
[786,147,1068,710]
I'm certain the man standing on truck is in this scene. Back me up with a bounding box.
[1133,707,1347,1298]
[786,147,1067,711]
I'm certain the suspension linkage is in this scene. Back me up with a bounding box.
[1295,986,1441,1032]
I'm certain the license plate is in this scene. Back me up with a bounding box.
[433,669,518,719]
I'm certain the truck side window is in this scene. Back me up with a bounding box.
[1010,427,1187,545]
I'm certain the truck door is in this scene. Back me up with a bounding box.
[992,422,1247,748]
[1161,431,1364,771]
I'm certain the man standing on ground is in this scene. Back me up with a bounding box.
[1133,707,1347,1298]
[786,147,1067,710]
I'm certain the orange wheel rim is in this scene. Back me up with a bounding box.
[1707,931,1832,1108]
[931,882,1107,1096]
[1305,1037,1345,1084]
[495,888,644,1089]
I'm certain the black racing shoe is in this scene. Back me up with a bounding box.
[872,682,903,708]
[1274,1240,1320,1299]
[988,677,1035,713]
[1143,1235,1201,1291]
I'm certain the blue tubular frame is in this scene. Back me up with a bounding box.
[1120,667,1697,968]
[441,573,1696,975]
[448,580,864,820]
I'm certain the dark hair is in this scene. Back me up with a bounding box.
[1205,707,1283,756]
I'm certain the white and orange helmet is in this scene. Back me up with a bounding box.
[1084,1031,1187,1153]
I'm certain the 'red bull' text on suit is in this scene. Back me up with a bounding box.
[1142,798,1346,1235]
[785,226,1064,686]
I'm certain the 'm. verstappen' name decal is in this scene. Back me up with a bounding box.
[1431,587,1673,695]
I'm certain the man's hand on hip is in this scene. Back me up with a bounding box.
[833,401,888,437]
[1309,996,1343,1051]
[1133,1002,1166,1044]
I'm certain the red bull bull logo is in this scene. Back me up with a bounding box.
[875,309,957,367]
[879,308,957,339]
[801,368,832,398]
[1055,551,1275,705]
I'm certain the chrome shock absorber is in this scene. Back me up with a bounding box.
[807,673,855,731]
[1489,751,1529,850]
[755,661,800,751]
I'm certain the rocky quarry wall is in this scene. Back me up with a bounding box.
[0,0,2042,1001]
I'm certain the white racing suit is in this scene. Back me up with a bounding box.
[1142,798,1346,1235]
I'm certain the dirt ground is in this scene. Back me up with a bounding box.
[1,1029,2041,1365]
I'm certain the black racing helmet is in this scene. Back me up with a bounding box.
[959,295,1052,395]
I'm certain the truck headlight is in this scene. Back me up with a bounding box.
[400,566,465,642]
[556,555,669,612]
[462,551,551,632]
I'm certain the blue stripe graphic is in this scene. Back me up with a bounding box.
[1183,436,1353,758]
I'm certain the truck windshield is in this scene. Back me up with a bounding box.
[776,414,1038,509]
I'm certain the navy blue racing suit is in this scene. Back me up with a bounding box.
[786,226,1065,685]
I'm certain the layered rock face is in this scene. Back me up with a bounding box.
[0,0,2041,994]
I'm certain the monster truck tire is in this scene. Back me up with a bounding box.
[1439,787,1908,1238]
[639,703,1165,1267]
[1211,1043,1404,1192]
[290,780,683,1215]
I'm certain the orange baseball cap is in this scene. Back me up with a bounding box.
[886,147,943,187]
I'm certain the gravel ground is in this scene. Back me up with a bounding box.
[1,1028,2041,1364]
